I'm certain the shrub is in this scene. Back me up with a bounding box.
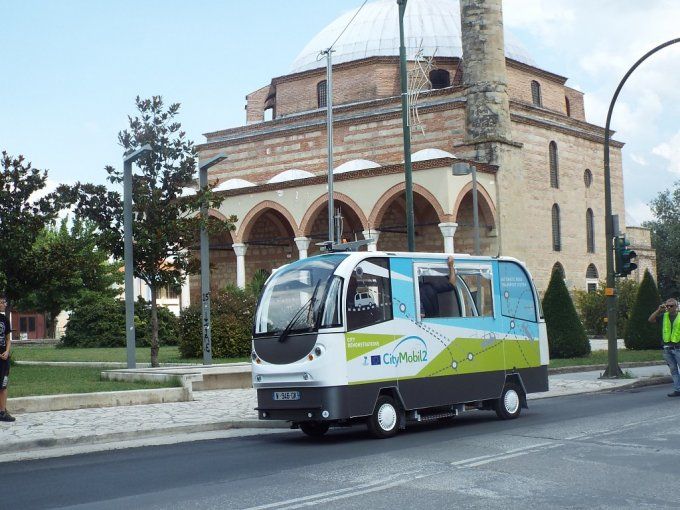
[624,269,662,350]
[575,279,639,337]
[61,293,178,348]
[542,268,590,358]
[178,285,256,359]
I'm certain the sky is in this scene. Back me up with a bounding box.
[1,0,679,226]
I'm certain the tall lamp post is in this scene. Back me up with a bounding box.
[199,153,227,365]
[601,37,680,378]
[453,161,481,311]
[123,144,152,369]
[397,0,415,251]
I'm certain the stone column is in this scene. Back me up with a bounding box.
[362,230,380,252]
[232,243,248,289]
[294,237,312,259]
[438,222,458,254]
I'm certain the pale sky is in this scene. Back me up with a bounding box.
[1,0,679,226]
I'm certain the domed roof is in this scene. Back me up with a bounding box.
[214,178,255,192]
[334,159,381,174]
[267,169,315,183]
[290,0,533,74]
[411,148,456,161]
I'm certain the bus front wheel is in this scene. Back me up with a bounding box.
[494,382,522,420]
[300,421,330,437]
[367,395,400,439]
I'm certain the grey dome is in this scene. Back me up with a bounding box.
[290,0,534,74]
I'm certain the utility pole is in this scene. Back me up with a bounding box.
[322,48,336,245]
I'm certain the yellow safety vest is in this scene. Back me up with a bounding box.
[663,313,680,343]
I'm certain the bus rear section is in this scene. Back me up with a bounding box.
[252,252,548,438]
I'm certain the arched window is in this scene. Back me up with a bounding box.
[549,141,559,188]
[552,204,561,251]
[552,261,565,279]
[586,208,595,253]
[586,264,599,293]
[565,96,571,117]
[429,69,451,89]
[584,168,592,188]
[531,80,542,106]
[317,80,327,108]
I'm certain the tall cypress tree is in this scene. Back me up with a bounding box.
[624,269,662,350]
[542,268,590,358]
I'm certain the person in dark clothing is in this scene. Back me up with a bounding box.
[0,310,14,422]
[419,256,456,318]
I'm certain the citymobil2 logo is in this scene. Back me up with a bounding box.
[380,336,428,367]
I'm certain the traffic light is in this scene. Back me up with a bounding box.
[614,235,637,277]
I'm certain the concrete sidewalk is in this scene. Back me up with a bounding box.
[0,364,672,461]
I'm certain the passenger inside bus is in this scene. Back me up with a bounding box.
[419,256,459,318]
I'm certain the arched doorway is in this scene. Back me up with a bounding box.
[373,191,444,252]
[189,215,237,303]
[300,194,368,257]
[239,205,298,284]
[453,186,498,255]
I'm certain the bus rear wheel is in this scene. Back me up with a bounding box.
[367,395,400,439]
[494,382,522,420]
[300,421,330,437]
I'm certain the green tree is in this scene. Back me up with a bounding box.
[0,151,71,318]
[16,218,122,338]
[624,269,662,350]
[74,96,234,366]
[645,180,680,299]
[542,268,590,358]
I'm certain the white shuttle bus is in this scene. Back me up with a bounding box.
[251,252,549,438]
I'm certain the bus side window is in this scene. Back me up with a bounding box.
[346,258,392,331]
[499,261,537,322]
[418,273,461,318]
[460,274,494,317]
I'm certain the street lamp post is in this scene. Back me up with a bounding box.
[601,37,680,378]
[198,153,227,366]
[397,0,415,251]
[453,161,481,311]
[123,144,152,369]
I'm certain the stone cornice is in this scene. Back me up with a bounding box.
[212,157,497,198]
[199,92,465,150]
[506,58,568,84]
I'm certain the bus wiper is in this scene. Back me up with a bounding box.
[278,281,321,343]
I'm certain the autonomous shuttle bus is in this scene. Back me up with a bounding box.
[251,252,549,438]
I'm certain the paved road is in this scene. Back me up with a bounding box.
[3,385,680,510]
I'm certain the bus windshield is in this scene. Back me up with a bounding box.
[254,254,347,336]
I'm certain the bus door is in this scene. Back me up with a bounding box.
[498,261,545,389]
[344,257,396,417]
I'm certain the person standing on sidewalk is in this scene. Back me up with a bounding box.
[0,309,15,421]
[648,298,680,397]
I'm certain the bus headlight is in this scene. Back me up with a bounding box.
[314,345,324,357]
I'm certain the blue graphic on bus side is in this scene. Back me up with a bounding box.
[382,336,429,367]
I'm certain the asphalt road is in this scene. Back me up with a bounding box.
[3,385,680,510]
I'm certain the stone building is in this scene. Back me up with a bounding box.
[190,0,652,301]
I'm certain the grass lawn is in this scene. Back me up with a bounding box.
[12,345,248,365]
[550,349,663,368]
[9,365,182,398]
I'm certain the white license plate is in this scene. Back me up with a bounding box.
[273,391,300,401]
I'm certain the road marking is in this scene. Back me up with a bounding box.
[451,441,560,468]
[242,469,429,510]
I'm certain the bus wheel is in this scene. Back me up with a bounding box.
[495,382,522,420]
[300,421,330,437]
[367,395,400,439]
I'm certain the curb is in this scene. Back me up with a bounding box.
[3,419,289,455]
[548,361,666,375]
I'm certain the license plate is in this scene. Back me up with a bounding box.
[273,391,300,401]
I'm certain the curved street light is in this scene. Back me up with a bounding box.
[602,37,680,378]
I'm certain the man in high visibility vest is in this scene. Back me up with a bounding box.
[649,298,680,397]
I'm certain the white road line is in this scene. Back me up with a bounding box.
[450,441,557,468]
[242,470,425,510]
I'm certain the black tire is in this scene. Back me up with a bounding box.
[299,421,330,437]
[367,395,400,439]
[494,382,523,420]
